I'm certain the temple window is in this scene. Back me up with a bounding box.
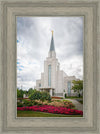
[48,65,51,87]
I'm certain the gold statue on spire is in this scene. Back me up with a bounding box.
[51,30,53,35]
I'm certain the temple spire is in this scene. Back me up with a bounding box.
[49,30,55,51]
[51,30,53,36]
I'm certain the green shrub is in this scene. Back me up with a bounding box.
[17,102,23,107]
[23,99,33,106]
[29,91,51,102]
[29,91,42,100]
[37,102,42,106]
[41,91,51,102]
[33,100,38,105]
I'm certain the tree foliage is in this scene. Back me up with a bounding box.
[17,88,37,99]
[72,80,83,94]
[28,88,35,96]
[17,88,24,98]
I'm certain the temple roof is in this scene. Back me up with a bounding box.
[49,31,55,51]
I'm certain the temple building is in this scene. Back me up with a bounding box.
[35,31,79,97]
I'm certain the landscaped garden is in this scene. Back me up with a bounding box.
[17,105,83,115]
[17,89,83,117]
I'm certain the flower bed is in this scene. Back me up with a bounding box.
[17,105,83,115]
[49,100,75,108]
[51,96,63,99]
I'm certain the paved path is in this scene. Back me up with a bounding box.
[65,99,83,111]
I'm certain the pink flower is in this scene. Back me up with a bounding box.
[17,105,83,115]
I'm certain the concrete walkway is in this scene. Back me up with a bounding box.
[65,99,83,111]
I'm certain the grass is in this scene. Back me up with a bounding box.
[17,111,83,117]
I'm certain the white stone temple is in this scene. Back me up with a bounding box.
[35,31,79,97]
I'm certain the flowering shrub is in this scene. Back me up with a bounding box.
[49,101,65,107]
[35,100,48,105]
[32,100,75,108]
[17,105,83,115]
[63,100,75,108]
[17,99,75,109]
[49,100,75,108]
[42,100,48,105]
[52,97,63,99]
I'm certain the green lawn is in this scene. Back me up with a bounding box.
[17,111,83,117]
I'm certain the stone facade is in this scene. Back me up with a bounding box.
[35,32,79,97]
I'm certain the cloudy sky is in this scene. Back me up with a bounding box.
[17,17,83,90]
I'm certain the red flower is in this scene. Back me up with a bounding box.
[17,105,83,115]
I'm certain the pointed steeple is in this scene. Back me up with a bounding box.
[49,30,55,51]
